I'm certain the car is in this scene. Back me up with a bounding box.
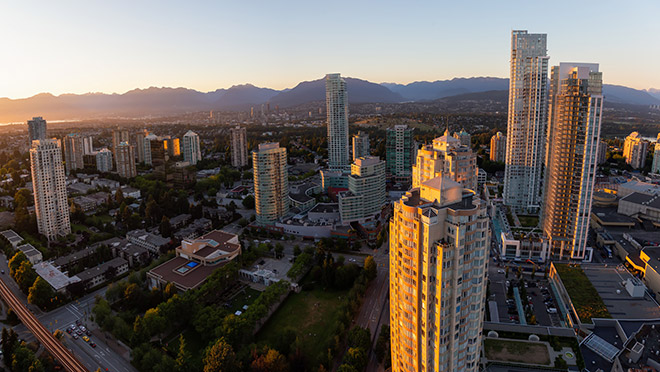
[1,270,4,274]
[66,329,72,334]
[85,330,91,336]
[547,308,558,314]
[76,330,83,336]
[79,326,86,332]
[82,336,89,342]
[75,320,82,326]
[72,334,79,340]
[497,269,505,274]
[89,342,96,348]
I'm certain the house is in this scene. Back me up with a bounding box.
[0,229,24,248]
[126,229,170,256]
[34,262,80,293]
[0,196,15,209]
[73,257,128,290]
[91,178,120,190]
[17,243,42,264]
[94,237,149,267]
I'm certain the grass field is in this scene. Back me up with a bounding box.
[257,286,349,367]
[554,264,611,323]
[226,286,261,313]
[518,215,539,227]
[484,338,550,365]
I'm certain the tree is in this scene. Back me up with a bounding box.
[203,338,239,372]
[15,261,37,293]
[347,327,371,351]
[12,344,37,372]
[343,347,367,371]
[115,188,125,205]
[337,365,358,372]
[160,216,172,238]
[242,195,255,209]
[2,328,18,365]
[9,251,28,278]
[364,256,377,280]
[175,334,191,372]
[28,277,55,310]
[250,348,288,372]
[142,308,167,339]
[293,246,301,257]
[274,243,284,259]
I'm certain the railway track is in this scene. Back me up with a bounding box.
[0,278,87,372]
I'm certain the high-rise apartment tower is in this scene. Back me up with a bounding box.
[326,73,350,170]
[253,143,289,225]
[230,126,249,168]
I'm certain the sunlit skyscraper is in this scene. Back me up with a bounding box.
[503,30,549,213]
[490,131,506,162]
[412,130,477,191]
[542,63,603,260]
[30,139,71,240]
[326,73,350,170]
[253,143,289,225]
[623,131,649,169]
[652,134,660,174]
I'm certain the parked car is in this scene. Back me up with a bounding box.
[547,308,558,314]
[89,342,96,348]
[72,334,79,340]
[82,336,90,342]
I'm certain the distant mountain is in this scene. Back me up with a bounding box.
[269,77,403,108]
[382,77,509,101]
[214,84,279,110]
[647,88,660,101]
[604,85,660,105]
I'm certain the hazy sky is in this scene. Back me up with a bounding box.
[2,1,659,99]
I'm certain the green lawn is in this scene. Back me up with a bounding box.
[554,264,611,323]
[257,286,349,368]
[484,338,550,365]
[518,215,539,227]
[226,287,261,314]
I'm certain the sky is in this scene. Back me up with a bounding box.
[1,0,659,99]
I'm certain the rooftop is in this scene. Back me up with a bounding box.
[74,257,127,282]
[309,203,339,214]
[148,256,226,291]
[621,192,660,209]
[0,229,23,245]
[34,262,80,291]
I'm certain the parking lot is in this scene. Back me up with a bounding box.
[487,259,561,326]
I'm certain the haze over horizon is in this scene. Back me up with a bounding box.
[2,0,659,99]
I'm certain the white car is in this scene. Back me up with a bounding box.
[497,269,505,274]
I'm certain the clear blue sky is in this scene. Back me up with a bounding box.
[1,0,658,98]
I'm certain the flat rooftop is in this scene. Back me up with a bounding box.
[149,256,226,291]
[582,265,660,319]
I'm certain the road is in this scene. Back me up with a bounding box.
[14,286,138,372]
[0,277,87,372]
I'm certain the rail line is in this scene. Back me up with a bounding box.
[0,278,88,372]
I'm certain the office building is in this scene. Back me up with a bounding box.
[182,130,202,165]
[652,134,660,174]
[326,73,350,170]
[597,140,608,164]
[115,142,137,179]
[63,133,85,175]
[386,125,416,183]
[82,136,94,155]
[412,130,477,191]
[490,131,507,162]
[623,132,649,169]
[27,117,47,144]
[30,139,71,240]
[504,30,549,213]
[230,126,248,168]
[542,63,603,260]
[389,176,489,372]
[352,132,370,161]
[453,129,471,147]
[253,143,289,225]
[95,148,113,173]
[338,156,386,224]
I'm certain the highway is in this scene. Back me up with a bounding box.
[0,277,88,372]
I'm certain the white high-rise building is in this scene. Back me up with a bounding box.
[143,134,157,166]
[230,126,248,168]
[623,132,649,169]
[326,73,350,170]
[182,130,202,165]
[253,143,289,225]
[542,63,603,260]
[352,132,370,161]
[503,30,549,213]
[95,148,113,173]
[652,134,660,174]
[30,139,71,240]
[63,133,85,175]
[338,156,386,224]
[27,117,47,144]
[82,136,94,155]
[389,176,489,372]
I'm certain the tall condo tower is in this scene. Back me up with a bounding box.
[63,133,85,175]
[412,130,477,191]
[490,131,507,162]
[30,139,71,240]
[623,132,649,169]
[27,117,47,144]
[115,142,137,178]
[326,73,350,170]
[352,131,370,161]
[503,30,549,213]
[652,134,660,174]
[182,130,202,165]
[230,126,248,168]
[542,63,603,260]
[389,176,489,372]
[386,125,416,183]
[95,148,113,173]
[253,143,289,225]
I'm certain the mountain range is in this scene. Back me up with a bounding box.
[1,77,658,123]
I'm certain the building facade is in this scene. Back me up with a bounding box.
[95,148,113,173]
[489,131,506,162]
[164,137,180,157]
[82,136,94,155]
[623,132,649,169]
[63,133,85,175]
[326,73,350,170]
[115,142,137,178]
[389,177,488,372]
[453,129,471,147]
[27,117,47,144]
[230,126,248,168]
[352,131,370,161]
[386,125,416,183]
[542,63,603,260]
[338,156,386,224]
[182,130,202,165]
[504,30,549,213]
[30,139,71,240]
[134,131,147,164]
[652,134,660,174]
[597,140,608,164]
[253,143,289,225]
[412,131,478,191]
